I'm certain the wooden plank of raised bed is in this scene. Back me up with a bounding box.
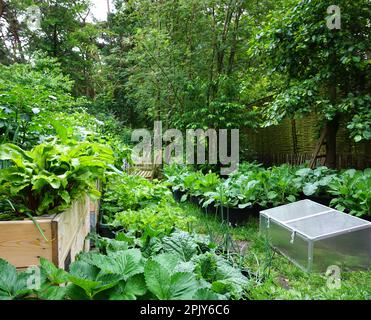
[0,196,90,270]
[69,210,91,266]
[52,195,89,268]
[0,219,53,268]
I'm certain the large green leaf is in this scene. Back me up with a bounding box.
[152,253,182,274]
[82,249,144,280]
[162,231,198,262]
[124,274,147,297]
[144,260,199,300]
[36,285,67,300]
[0,258,18,295]
[67,261,122,299]
[168,272,199,300]
[40,257,69,284]
[0,259,31,299]
[303,182,319,196]
[192,288,223,300]
[144,260,171,299]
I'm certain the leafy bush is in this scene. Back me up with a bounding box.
[200,164,299,209]
[260,165,300,207]
[328,169,371,217]
[294,166,337,197]
[100,173,195,237]
[0,140,113,218]
[0,59,132,171]
[0,259,33,300]
[0,58,87,147]
[0,230,249,300]
[32,110,132,170]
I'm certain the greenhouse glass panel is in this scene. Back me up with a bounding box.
[260,200,371,272]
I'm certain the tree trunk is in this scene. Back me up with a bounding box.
[325,116,339,168]
[325,54,339,169]
[0,0,5,19]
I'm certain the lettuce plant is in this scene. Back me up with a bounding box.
[100,173,175,222]
[112,200,196,237]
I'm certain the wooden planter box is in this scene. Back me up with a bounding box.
[89,180,101,234]
[0,195,91,270]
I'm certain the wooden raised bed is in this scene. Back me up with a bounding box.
[89,180,101,234]
[0,195,91,270]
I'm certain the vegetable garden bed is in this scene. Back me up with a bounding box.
[0,195,91,270]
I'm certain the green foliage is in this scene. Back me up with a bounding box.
[26,0,99,96]
[0,259,31,300]
[101,173,174,222]
[112,201,196,238]
[0,139,113,217]
[0,58,132,171]
[105,0,260,129]
[66,261,124,300]
[100,171,196,238]
[144,260,199,300]
[328,169,371,217]
[250,0,370,142]
[0,227,250,300]
[295,166,337,197]
[260,165,300,207]
[161,231,198,262]
[34,110,132,170]
[165,162,371,218]
[163,164,196,193]
[0,57,85,147]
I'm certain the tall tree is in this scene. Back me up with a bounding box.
[26,0,100,97]
[250,0,370,167]
[110,0,267,130]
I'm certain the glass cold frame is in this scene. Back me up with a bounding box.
[260,200,371,272]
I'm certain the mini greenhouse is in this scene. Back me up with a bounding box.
[260,200,371,273]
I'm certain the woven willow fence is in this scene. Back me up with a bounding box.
[244,113,370,169]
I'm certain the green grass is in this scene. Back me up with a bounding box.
[181,202,371,300]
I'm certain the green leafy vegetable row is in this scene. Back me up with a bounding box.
[164,163,371,218]
[0,230,249,300]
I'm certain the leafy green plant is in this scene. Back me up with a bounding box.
[258,165,299,207]
[0,259,32,300]
[0,140,113,218]
[0,227,250,300]
[164,162,370,219]
[112,200,196,237]
[0,57,87,148]
[328,169,371,218]
[201,164,298,210]
[163,164,195,193]
[295,166,337,197]
[101,173,174,222]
